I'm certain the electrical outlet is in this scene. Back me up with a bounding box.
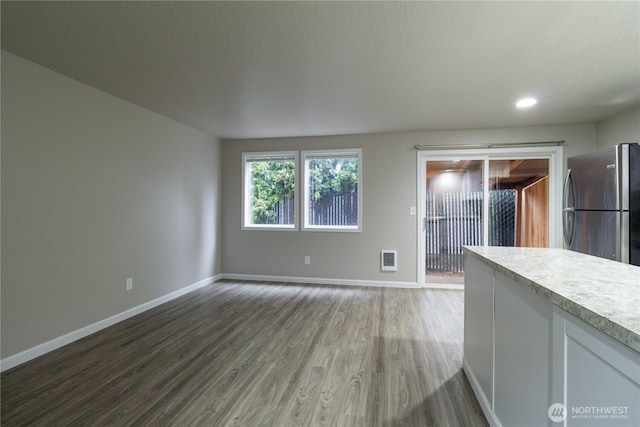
[304,256,311,265]
[125,277,133,291]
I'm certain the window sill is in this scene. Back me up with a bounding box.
[242,224,298,231]
[302,225,362,233]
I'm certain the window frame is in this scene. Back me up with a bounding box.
[242,151,299,231]
[301,148,363,233]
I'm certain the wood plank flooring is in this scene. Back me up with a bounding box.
[1,280,487,426]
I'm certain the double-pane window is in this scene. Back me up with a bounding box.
[242,149,362,232]
[242,152,297,230]
[302,149,362,232]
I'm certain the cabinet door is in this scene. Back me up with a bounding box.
[494,271,553,427]
[554,308,640,426]
[463,256,495,409]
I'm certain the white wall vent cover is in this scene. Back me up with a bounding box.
[381,250,397,271]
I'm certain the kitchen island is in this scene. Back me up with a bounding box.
[463,246,639,427]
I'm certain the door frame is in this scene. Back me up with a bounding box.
[417,146,564,288]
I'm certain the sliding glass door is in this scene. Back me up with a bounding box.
[489,159,550,248]
[418,147,562,287]
[424,159,484,285]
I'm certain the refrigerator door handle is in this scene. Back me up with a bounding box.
[563,210,575,248]
[562,168,576,247]
[563,168,574,209]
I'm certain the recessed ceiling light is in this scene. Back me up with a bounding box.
[516,97,537,108]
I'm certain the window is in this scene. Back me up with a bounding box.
[302,149,362,232]
[242,151,297,230]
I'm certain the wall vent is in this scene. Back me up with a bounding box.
[381,250,397,271]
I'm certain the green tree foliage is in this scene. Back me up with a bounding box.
[250,160,295,224]
[308,158,358,202]
[249,157,358,223]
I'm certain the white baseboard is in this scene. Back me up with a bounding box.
[0,274,221,373]
[462,358,502,427]
[424,283,464,290]
[221,273,419,289]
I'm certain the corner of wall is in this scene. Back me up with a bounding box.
[2,52,224,361]
[595,105,640,149]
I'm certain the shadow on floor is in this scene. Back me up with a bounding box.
[384,368,488,427]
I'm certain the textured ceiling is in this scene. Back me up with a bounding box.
[2,1,639,139]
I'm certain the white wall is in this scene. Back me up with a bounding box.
[595,105,640,149]
[221,125,596,285]
[1,52,222,359]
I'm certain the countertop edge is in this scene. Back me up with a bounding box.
[463,247,640,353]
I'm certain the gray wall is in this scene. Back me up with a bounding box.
[2,46,613,360]
[221,125,596,284]
[1,52,222,358]
[595,105,640,149]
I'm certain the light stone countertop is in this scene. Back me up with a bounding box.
[463,246,640,353]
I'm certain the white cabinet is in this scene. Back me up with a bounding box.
[464,255,640,427]
[553,308,640,426]
[493,271,553,427]
[463,256,495,412]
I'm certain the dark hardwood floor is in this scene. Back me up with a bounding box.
[1,280,487,426]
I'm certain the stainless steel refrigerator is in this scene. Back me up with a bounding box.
[563,143,640,266]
